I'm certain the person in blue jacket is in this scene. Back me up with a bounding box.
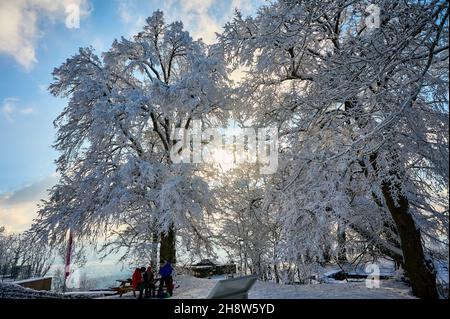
[158,260,174,297]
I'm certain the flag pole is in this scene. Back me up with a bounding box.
[63,229,73,293]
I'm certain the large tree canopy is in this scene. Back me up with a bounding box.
[32,10,228,262]
[219,0,448,298]
[30,1,448,299]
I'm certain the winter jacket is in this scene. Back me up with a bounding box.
[131,269,142,289]
[143,271,149,283]
[146,268,155,283]
[159,263,173,278]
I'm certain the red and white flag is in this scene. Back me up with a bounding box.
[65,229,73,279]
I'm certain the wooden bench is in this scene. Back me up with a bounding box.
[112,279,133,297]
[112,278,163,298]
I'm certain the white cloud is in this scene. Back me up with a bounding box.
[38,83,48,92]
[178,0,221,44]
[117,0,134,24]
[117,0,146,36]
[175,0,260,43]
[0,0,91,70]
[1,97,18,121]
[0,175,58,233]
[117,0,260,44]
[20,107,34,115]
[91,37,108,53]
[1,97,35,121]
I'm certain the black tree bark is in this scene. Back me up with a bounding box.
[159,226,176,264]
[369,153,438,299]
[337,223,348,262]
[380,180,438,299]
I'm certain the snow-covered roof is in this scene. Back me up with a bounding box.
[13,277,52,285]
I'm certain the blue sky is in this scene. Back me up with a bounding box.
[0,0,262,232]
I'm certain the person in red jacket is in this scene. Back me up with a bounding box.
[131,267,142,297]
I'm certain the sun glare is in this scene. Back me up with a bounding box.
[212,148,235,172]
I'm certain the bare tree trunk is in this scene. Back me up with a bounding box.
[159,226,176,264]
[151,232,159,270]
[369,152,438,299]
[337,223,348,262]
[274,263,280,284]
[322,243,332,264]
[381,180,438,299]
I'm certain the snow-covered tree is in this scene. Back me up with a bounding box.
[0,227,54,280]
[212,163,280,279]
[32,10,228,265]
[27,1,448,299]
[220,0,448,298]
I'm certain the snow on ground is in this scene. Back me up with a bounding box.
[247,280,415,299]
[174,276,415,299]
[0,282,117,299]
[104,275,415,299]
[0,282,87,299]
[64,291,118,297]
[1,275,415,299]
[321,259,397,278]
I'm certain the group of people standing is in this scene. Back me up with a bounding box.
[131,261,174,299]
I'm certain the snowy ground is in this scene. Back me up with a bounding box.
[0,282,87,299]
[1,259,418,299]
[103,275,415,299]
[176,276,415,299]
[1,275,416,299]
